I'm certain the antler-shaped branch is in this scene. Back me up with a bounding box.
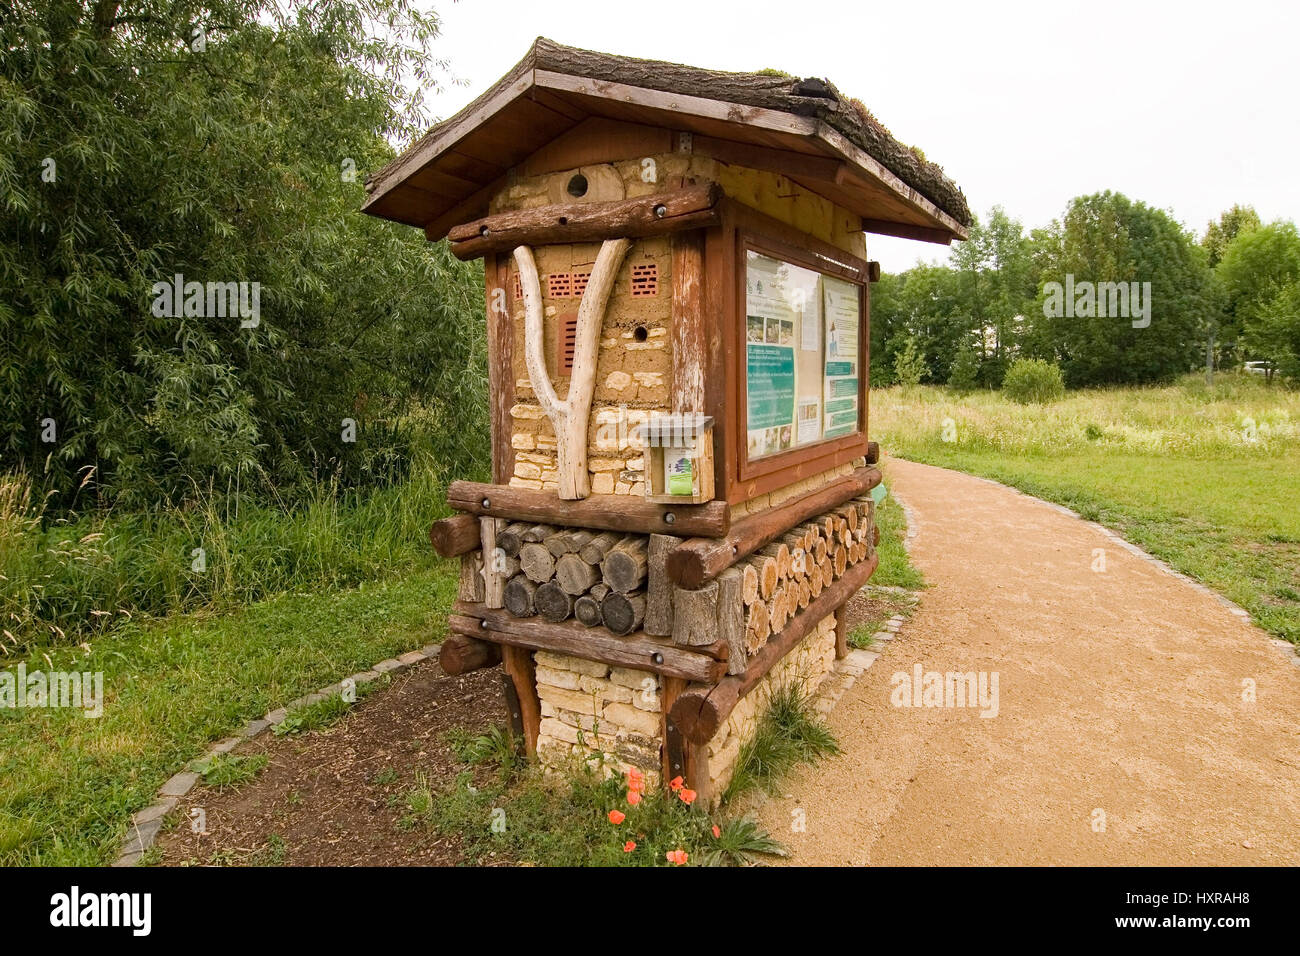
[515,238,631,499]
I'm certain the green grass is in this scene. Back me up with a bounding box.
[0,457,451,654]
[0,563,458,866]
[190,753,269,790]
[412,733,788,867]
[869,495,924,591]
[873,373,1300,642]
[723,684,840,803]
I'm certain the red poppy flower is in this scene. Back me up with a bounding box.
[608,809,626,825]
[623,840,637,853]
[712,825,721,839]
[679,788,697,805]
[626,790,642,806]
[666,849,689,865]
[669,776,684,792]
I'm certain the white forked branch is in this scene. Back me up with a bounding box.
[514,238,631,500]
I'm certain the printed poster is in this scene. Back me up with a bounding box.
[822,276,860,438]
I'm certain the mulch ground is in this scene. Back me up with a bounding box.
[150,586,897,866]
[152,661,503,866]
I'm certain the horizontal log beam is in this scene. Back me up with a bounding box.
[861,217,954,245]
[670,551,879,744]
[449,604,727,683]
[447,480,730,538]
[438,633,502,675]
[446,184,724,260]
[666,466,881,589]
[429,513,482,558]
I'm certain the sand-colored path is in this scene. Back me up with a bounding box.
[756,458,1300,865]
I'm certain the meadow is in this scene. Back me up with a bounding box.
[871,373,1300,643]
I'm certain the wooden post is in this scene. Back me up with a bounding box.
[834,602,849,660]
[501,645,541,757]
[515,238,631,499]
[645,533,680,636]
[480,517,506,608]
[486,254,514,485]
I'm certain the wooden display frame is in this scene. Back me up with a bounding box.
[706,201,872,505]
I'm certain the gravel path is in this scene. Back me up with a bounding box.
[756,458,1300,865]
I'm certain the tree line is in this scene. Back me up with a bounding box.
[870,195,1300,390]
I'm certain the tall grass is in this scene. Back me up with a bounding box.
[1,444,452,654]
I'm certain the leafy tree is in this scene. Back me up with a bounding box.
[1216,221,1300,377]
[1247,282,1300,382]
[1028,192,1211,387]
[1202,204,1261,268]
[0,0,487,508]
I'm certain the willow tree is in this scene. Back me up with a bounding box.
[0,1,487,508]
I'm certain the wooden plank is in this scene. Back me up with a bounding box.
[834,602,849,660]
[480,517,506,608]
[669,552,879,744]
[446,480,730,538]
[485,254,515,485]
[860,217,955,245]
[667,466,881,588]
[670,230,707,413]
[522,116,673,176]
[447,184,723,260]
[501,645,541,756]
[449,606,726,683]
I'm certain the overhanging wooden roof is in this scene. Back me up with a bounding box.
[363,38,970,244]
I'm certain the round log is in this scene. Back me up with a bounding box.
[438,633,502,675]
[429,514,481,558]
[519,543,557,584]
[504,574,539,617]
[535,581,573,622]
[555,553,600,595]
[601,591,646,635]
[602,537,648,593]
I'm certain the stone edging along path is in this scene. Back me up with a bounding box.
[112,642,442,867]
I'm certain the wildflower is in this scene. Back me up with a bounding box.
[623,840,637,853]
[626,789,642,806]
[679,788,697,805]
[608,809,626,825]
[669,775,684,792]
[626,767,646,793]
[712,824,721,839]
[666,849,688,865]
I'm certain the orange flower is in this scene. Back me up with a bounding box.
[669,776,684,792]
[625,768,646,793]
[679,788,697,805]
[712,824,721,839]
[608,809,626,825]
[626,790,642,807]
[666,849,689,865]
[623,840,637,853]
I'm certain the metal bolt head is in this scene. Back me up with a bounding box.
[653,204,667,218]
[481,497,490,508]
[664,512,676,524]
[652,652,664,665]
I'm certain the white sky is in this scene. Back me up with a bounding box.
[424,0,1300,272]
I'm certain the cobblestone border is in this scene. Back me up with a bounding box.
[111,643,442,867]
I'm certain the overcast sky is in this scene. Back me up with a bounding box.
[422,0,1299,272]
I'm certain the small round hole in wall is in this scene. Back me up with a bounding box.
[633,325,649,343]
[566,174,588,198]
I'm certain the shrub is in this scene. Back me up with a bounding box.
[1002,358,1065,404]
[947,349,980,392]
[893,335,929,386]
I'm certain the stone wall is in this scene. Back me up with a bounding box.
[534,651,663,789]
[706,611,839,798]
